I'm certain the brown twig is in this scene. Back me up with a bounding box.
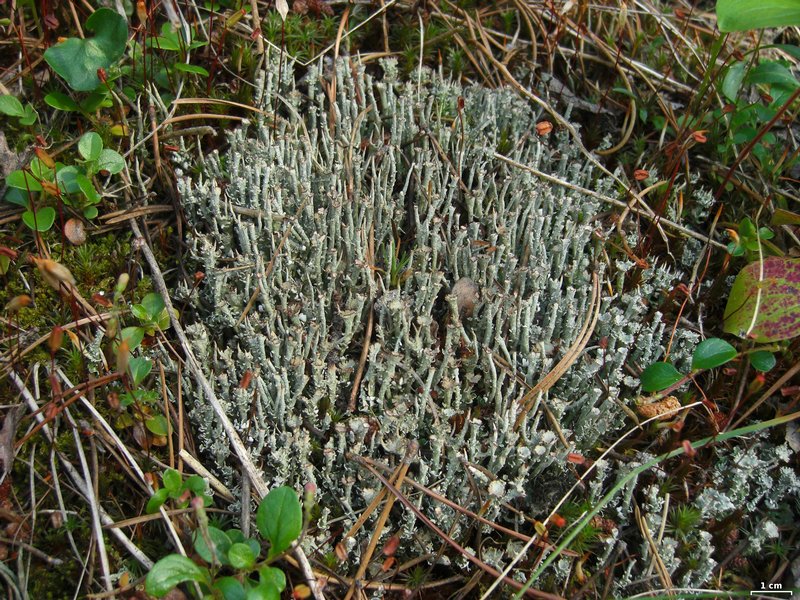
[348,453,566,600]
[514,272,601,429]
[344,441,418,600]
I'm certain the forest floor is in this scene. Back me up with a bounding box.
[1,1,799,598]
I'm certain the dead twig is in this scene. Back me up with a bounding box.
[514,272,601,429]
[347,452,566,600]
[344,441,418,600]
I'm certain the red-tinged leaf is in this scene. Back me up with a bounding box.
[382,535,400,557]
[723,257,800,342]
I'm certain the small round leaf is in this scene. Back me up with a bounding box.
[145,554,210,598]
[97,148,125,174]
[691,338,737,371]
[120,326,145,351]
[162,468,182,492]
[213,577,246,600]
[79,132,103,162]
[22,207,56,232]
[146,487,170,514]
[258,566,286,592]
[750,350,777,372]
[256,486,302,558]
[639,362,684,393]
[0,95,25,117]
[7,170,43,192]
[44,92,81,112]
[228,542,256,570]
[193,526,232,566]
[185,474,208,495]
[245,583,280,600]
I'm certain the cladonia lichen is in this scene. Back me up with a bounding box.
[175,56,685,574]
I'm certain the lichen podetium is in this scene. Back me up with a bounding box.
[176,55,675,573]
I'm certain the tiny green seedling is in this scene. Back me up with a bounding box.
[0,94,38,126]
[727,217,775,258]
[146,468,213,515]
[145,481,304,600]
[4,131,125,227]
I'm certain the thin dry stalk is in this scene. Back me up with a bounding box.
[480,400,702,599]
[344,441,418,600]
[492,152,726,249]
[355,454,579,556]
[57,369,187,552]
[514,272,601,428]
[64,406,113,593]
[348,453,566,600]
[634,503,674,590]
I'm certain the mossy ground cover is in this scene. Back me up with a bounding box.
[0,1,799,598]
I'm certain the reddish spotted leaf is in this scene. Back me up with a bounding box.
[723,257,800,342]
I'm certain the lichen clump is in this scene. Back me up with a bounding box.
[176,59,668,565]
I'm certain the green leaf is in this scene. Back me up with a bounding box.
[97,148,126,175]
[146,24,184,51]
[228,542,257,570]
[76,173,101,204]
[193,526,232,566]
[44,92,81,112]
[83,205,99,219]
[245,583,280,600]
[146,415,170,436]
[43,8,128,91]
[0,255,9,275]
[55,166,80,194]
[258,567,286,592]
[146,487,170,513]
[256,486,302,558]
[723,257,800,342]
[750,350,777,372]
[80,91,112,112]
[142,292,166,319]
[0,94,25,117]
[128,356,153,386]
[226,529,246,544]
[145,554,210,598]
[639,362,684,393]
[746,61,800,90]
[691,338,737,370]
[717,0,800,32]
[739,217,756,238]
[213,577,247,600]
[131,304,150,322]
[19,104,37,126]
[22,207,56,232]
[162,468,182,493]
[79,132,103,162]
[721,61,747,102]
[4,187,30,207]
[772,44,800,60]
[157,308,174,331]
[120,326,145,350]
[6,170,43,192]
[184,474,208,495]
[173,62,210,76]
[28,158,54,181]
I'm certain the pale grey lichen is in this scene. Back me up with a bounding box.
[176,57,691,577]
